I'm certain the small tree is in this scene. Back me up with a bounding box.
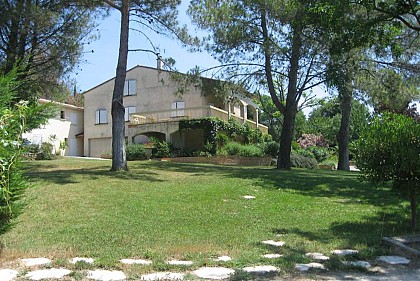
[0,70,51,232]
[356,113,420,231]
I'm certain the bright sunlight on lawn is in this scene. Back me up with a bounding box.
[0,158,412,271]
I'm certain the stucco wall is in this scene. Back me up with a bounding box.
[23,102,84,156]
[83,66,212,157]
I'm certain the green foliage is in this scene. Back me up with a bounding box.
[290,153,319,169]
[355,112,419,229]
[306,97,371,146]
[218,142,265,157]
[179,117,268,155]
[149,138,171,158]
[293,148,315,160]
[355,113,419,187]
[264,141,280,157]
[35,143,55,160]
[0,1,99,100]
[0,71,49,229]
[306,146,330,163]
[126,144,146,161]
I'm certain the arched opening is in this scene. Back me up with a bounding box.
[132,132,166,144]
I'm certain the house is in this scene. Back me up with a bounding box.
[22,99,84,156]
[83,64,268,158]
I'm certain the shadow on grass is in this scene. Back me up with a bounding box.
[144,161,398,208]
[23,161,165,185]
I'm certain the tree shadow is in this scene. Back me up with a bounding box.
[23,161,165,185]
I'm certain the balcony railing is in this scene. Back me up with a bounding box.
[130,105,268,134]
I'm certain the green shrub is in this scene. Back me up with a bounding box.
[238,144,264,157]
[264,141,280,157]
[290,153,318,169]
[306,146,329,163]
[36,142,55,160]
[355,113,420,230]
[222,142,242,156]
[126,144,146,160]
[152,141,171,158]
[219,142,264,157]
[293,148,315,159]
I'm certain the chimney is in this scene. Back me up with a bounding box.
[156,54,163,70]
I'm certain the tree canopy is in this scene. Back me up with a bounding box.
[0,0,100,100]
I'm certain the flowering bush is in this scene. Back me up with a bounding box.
[297,134,328,148]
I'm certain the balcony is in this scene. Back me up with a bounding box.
[129,105,268,134]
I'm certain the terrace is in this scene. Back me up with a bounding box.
[129,105,269,134]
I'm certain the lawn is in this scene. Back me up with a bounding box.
[0,158,413,272]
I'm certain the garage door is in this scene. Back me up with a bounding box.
[88,138,112,158]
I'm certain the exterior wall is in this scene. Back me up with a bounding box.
[84,66,212,157]
[23,100,84,156]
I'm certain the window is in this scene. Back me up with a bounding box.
[95,109,108,124]
[123,80,136,96]
[60,110,65,119]
[124,106,136,122]
[171,101,185,117]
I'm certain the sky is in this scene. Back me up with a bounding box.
[70,1,219,93]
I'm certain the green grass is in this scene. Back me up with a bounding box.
[0,158,414,271]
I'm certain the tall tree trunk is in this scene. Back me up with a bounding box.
[277,106,297,169]
[111,0,129,171]
[410,189,417,232]
[277,23,302,170]
[337,85,352,171]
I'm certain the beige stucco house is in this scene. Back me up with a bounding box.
[23,99,84,156]
[83,64,268,158]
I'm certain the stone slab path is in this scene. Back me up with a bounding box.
[0,248,415,281]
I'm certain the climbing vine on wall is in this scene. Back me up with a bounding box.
[179,117,271,154]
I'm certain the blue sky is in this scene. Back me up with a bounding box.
[71,1,218,93]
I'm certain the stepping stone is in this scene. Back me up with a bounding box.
[120,259,152,265]
[70,257,94,264]
[331,249,359,256]
[87,270,126,281]
[21,258,52,267]
[305,252,330,261]
[167,260,193,266]
[0,269,19,281]
[25,268,71,280]
[343,261,371,268]
[262,254,283,259]
[262,240,285,247]
[295,263,325,272]
[214,256,232,262]
[378,256,410,265]
[243,195,256,199]
[140,272,184,281]
[243,265,279,273]
[193,267,235,280]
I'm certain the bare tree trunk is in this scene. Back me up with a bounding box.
[277,23,301,170]
[111,0,129,171]
[277,106,297,169]
[337,87,351,171]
